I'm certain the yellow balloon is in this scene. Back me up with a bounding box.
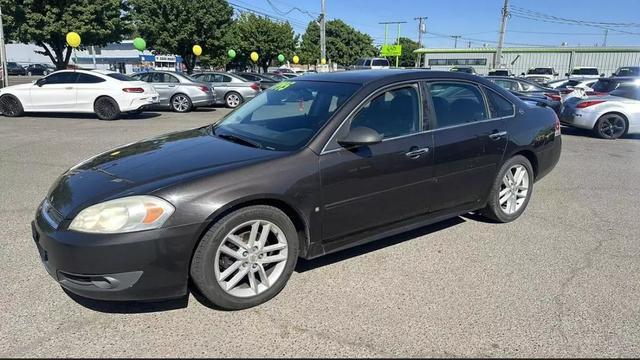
[66,32,81,48]
[292,55,300,64]
[192,45,202,56]
[250,52,259,62]
[321,58,327,65]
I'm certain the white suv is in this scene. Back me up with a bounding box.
[522,67,558,84]
[352,58,391,70]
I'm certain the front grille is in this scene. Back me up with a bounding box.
[41,200,63,229]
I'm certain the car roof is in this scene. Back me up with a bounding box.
[297,69,493,85]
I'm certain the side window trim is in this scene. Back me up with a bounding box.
[321,82,424,154]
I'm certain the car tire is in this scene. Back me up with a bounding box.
[93,96,121,121]
[190,205,299,310]
[0,94,25,117]
[225,92,243,108]
[170,94,192,112]
[27,71,32,76]
[481,155,534,223]
[593,113,627,139]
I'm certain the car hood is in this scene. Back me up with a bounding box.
[47,127,282,218]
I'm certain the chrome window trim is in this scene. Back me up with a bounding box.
[320,80,424,155]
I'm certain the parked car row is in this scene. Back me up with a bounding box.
[6,62,57,76]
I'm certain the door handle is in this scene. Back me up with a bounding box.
[65,87,73,90]
[488,131,508,140]
[168,84,176,87]
[405,147,430,159]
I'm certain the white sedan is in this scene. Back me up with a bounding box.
[561,83,640,139]
[0,69,159,120]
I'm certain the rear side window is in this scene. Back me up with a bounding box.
[133,73,151,82]
[152,73,179,83]
[484,87,514,118]
[592,79,619,92]
[75,73,106,83]
[350,85,421,139]
[429,82,487,128]
[106,73,135,81]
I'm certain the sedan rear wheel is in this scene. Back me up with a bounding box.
[481,155,533,223]
[594,113,627,139]
[225,92,243,108]
[0,95,25,117]
[171,94,192,112]
[191,205,298,310]
[94,96,121,120]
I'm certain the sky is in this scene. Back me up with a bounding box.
[245,0,640,48]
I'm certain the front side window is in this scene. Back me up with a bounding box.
[349,85,421,139]
[429,82,487,128]
[484,87,515,118]
[44,72,79,84]
[213,81,360,151]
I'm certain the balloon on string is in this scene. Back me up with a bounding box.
[227,49,236,59]
[192,45,202,56]
[277,54,285,62]
[66,32,81,48]
[292,55,300,64]
[250,52,259,62]
[133,37,146,51]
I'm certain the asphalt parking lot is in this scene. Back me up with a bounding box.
[1,109,639,357]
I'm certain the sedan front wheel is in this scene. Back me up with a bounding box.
[481,155,534,223]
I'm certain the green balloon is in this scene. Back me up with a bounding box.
[227,49,236,59]
[133,37,146,51]
[277,54,285,62]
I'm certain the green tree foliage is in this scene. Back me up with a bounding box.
[1,0,132,69]
[396,37,420,68]
[225,13,297,73]
[299,20,377,66]
[130,0,234,73]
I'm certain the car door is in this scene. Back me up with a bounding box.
[208,74,228,100]
[426,81,508,212]
[319,83,435,242]
[74,73,107,111]
[150,72,180,106]
[29,71,79,110]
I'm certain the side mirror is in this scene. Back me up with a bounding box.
[338,127,383,147]
[35,78,46,87]
[600,73,605,77]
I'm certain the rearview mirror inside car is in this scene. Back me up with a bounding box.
[338,127,383,147]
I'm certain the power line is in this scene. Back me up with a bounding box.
[264,0,319,19]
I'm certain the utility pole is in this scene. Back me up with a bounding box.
[414,16,427,68]
[0,4,8,88]
[320,0,326,64]
[452,35,461,48]
[602,29,608,47]
[495,0,509,68]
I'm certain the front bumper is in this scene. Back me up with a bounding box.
[32,203,203,301]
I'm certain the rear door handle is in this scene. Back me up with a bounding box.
[405,147,430,159]
[489,131,508,140]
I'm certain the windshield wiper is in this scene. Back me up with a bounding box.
[216,133,263,149]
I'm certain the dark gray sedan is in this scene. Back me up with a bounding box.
[193,72,261,108]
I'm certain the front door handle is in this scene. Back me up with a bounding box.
[65,87,73,90]
[405,147,430,159]
[488,131,508,140]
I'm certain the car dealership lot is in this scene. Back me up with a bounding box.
[1,111,639,357]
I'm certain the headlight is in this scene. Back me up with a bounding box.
[68,195,174,234]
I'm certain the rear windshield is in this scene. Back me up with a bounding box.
[106,73,136,81]
[372,59,389,67]
[527,68,553,75]
[489,70,509,76]
[610,85,640,100]
[571,68,599,75]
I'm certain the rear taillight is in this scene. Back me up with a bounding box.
[250,82,260,91]
[544,93,561,101]
[122,87,144,93]
[198,85,209,93]
[576,100,606,108]
[554,115,561,137]
[586,91,607,96]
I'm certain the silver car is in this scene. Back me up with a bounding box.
[131,71,215,112]
[561,82,640,139]
[192,72,261,108]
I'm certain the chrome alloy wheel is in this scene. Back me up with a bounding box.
[499,164,530,215]
[226,93,241,108]
[214,220,288,298]
[172,95,190,112]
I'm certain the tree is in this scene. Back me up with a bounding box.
[299,20,377,66]
[225,13,297,73]
[130,0,234,73]
[396,37,420,68]
[1,0,132,69]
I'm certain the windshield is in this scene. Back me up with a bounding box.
[106,73,136,81]
[527,68,553,75]
[592,79,621,93]
[212,80,360,151]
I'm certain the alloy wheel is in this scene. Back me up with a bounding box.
[598,114,626,139]
[214,220,288,298]
[499,164,530,215]
[226,94,241,108]
[0,96,20,116]
[96,99,117,119]
[172,95,190,112]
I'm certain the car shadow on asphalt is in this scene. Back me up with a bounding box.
[561,125,640,140]
[22,112,163,121]
[295,216,466,273]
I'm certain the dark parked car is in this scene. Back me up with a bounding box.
[32,70,561,310]
[588,77,639,95]
[612,66,640,77]
[7,62,26,76]
[487,76,562,113]
[25,63,53,76]
[449,66,476,74]
[236,72,280,90]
